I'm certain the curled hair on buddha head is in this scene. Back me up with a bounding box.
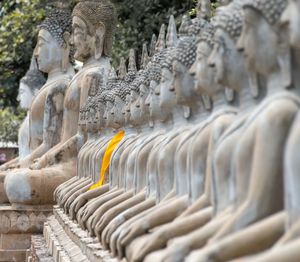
[39,8,72,48]
[243,0,287,26]
[174,37,197,69]
[130,70,146,93]
[188,18,210,37]
[72,0,117,56]
[162,47,177,72]
[213,2,244,41]
[148,50,167,83]
[197,23,215,47]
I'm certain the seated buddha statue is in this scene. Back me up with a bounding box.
[4,0,116,206]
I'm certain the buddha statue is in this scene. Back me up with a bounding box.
[0,56,46,171]
[0,7,74,204]
[183,0,300,260]
[4,0,116,206]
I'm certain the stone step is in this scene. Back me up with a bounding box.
[26,235,54,262]
[50,206,118,262]
[44,215,87,262]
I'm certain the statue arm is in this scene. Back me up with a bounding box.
[32,132,85,169]
[20,82,68,168]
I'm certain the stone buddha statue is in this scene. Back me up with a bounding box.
[0,56,46,171]
[0,7,74,204]
[4,0,116,206]
[183,0,300,261]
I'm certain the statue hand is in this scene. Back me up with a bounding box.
[185,246,218,262]
[29,156,48,170]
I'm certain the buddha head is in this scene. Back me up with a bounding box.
[189,25,217,97]
[129,72,144,126]
[104,90,119,129]
[18,58,46,109]
[238,0,289,84]
[145,51,171,122]
[72,0,116,62]
[208,4,252,93]
[111,85,130,128]
[281,0,300,49]
[172,37,198,105]
[35,8,72,73]
[160,48,177,110]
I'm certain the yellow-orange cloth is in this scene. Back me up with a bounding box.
[89,130,125,190]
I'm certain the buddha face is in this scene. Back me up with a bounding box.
[145,80,169,122]
[86,107,98,132]
[72,16,97,62]
[209,28,248,92]
[237,8,279,76]
[17,82,34,109]
[111,96,125,128]
[172,60,197,105]
[137,84,150,118]
[35,29,63,73]
[104,101,116,128]
[160,68,177,109]
[96,103,105,129]
[281,0,300,49]
[190,41,217,96]
[123,94,131,125]
[130,91,142,126]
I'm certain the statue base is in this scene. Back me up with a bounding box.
[0,204,52,262]
[43,206,117,262]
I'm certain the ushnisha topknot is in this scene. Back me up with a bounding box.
[39,8,72,47]
[111,86,130,102]
[148,50,168,83]
[188,18,210,37]
[197,23,215,47]
[213,2,244,41]
[162,47,177,71]
[72,0,116,56]
[130,71,145,93]
[174,37,197,69]
[243,0,287,26]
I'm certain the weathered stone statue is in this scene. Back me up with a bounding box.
[4,0,115,206]
[0,56,46,170]
[185,0,300,260]
[0,8,74,204]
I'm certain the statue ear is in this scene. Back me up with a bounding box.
[277,39,292,89]
[95,23,105,60]
[62,32,71,72]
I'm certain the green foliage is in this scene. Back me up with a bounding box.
[0,108,25,143]
[0,0,45,109]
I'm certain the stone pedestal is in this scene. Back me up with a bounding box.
[42,206,117,262]
[0,204,52,261]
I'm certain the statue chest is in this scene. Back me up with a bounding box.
[30,87,49,124]
[64,80,80,111]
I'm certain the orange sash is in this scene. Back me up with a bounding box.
[89,130,125,190]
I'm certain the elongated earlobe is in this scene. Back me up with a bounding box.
[95,24,105,59]
[62,32,71,73]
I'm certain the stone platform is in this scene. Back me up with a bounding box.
[43,206,118,262]
[0,204,52,262]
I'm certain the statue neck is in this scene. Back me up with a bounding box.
[153,117,172,132]
[124,126,137,135]
[83,56,108,68]
[47,68,65,82]
[266,68,287,95]
[188,99,210,124]
[238,78,259,113]
[211,88,227,112]
[172,105,189,128]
